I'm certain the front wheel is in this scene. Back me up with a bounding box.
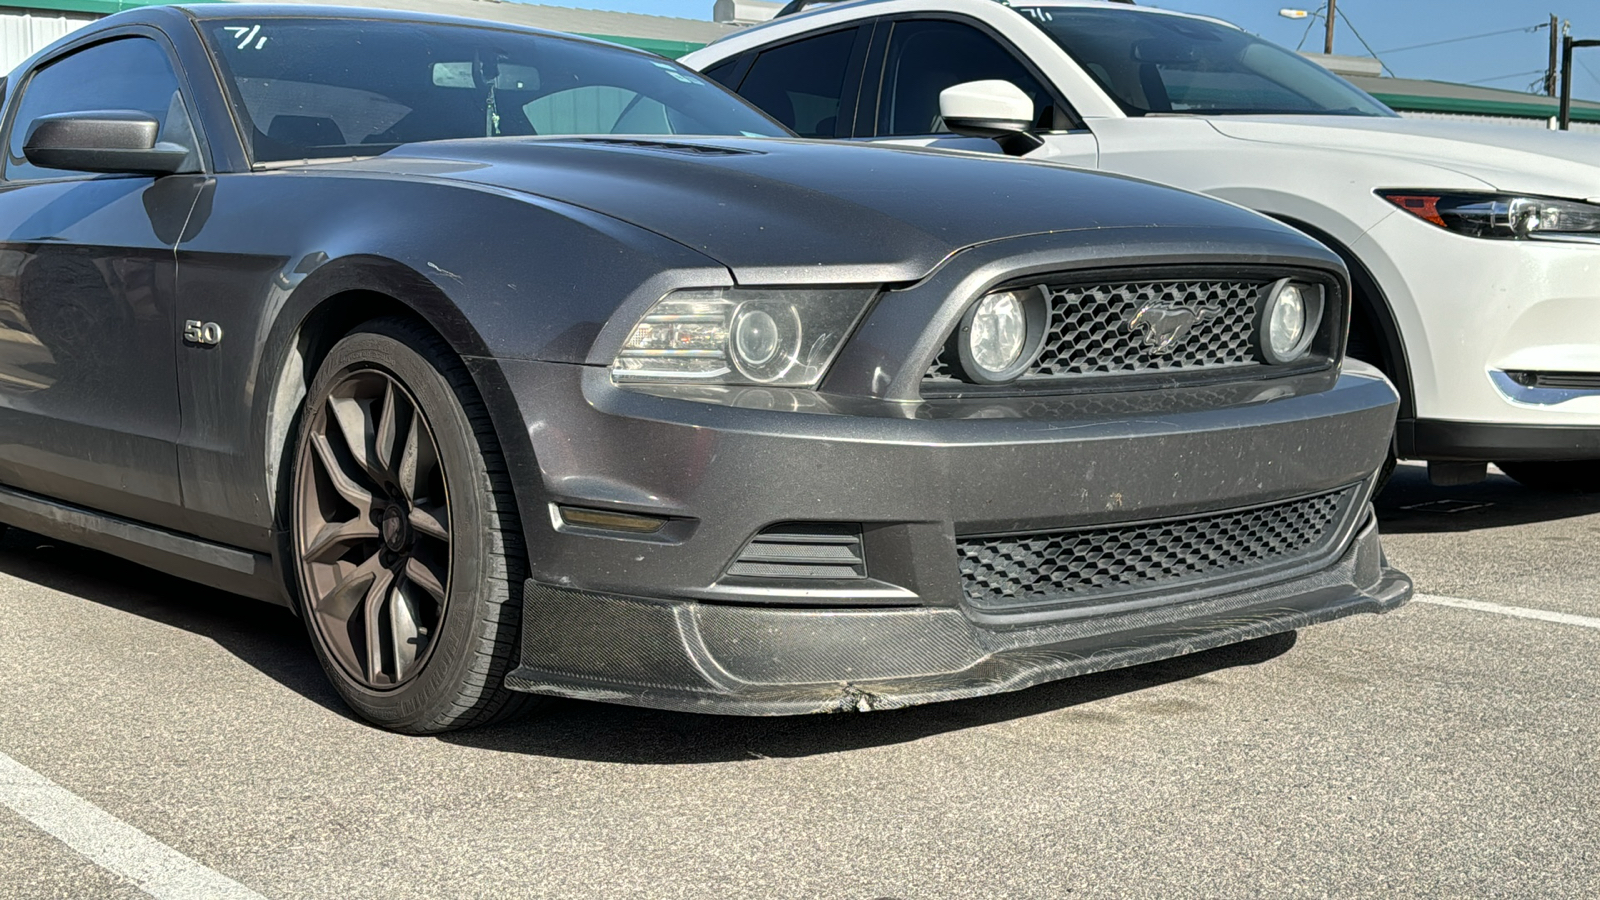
[290,317,540,733]
[1496,460,1600,494]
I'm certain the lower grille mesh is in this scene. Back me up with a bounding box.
[957,489,1350,610]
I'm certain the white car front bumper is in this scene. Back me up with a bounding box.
[1356,214,1600,461]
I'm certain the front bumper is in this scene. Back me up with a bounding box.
[1355,215,1600,459]
[506,514,1409,715]
[474,355,1407,714]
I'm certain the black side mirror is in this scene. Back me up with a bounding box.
[938,81,1045,157]
[23,110,193,176]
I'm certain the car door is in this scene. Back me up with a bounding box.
[863,16,1098,168]
[0,33,203,528]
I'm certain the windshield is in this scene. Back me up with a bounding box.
[1009,6,1394,117]
[201,17,789,163]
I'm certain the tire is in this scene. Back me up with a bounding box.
[290,316,542,733]
[1496,460,1600,494]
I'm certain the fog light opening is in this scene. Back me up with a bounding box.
[1257,278,1323,365]
[956,286,1049,384]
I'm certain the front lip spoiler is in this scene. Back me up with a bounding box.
[504,515,1410,716]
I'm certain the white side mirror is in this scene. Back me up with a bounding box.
[938,80,1045,157]
[940,79,1035,130]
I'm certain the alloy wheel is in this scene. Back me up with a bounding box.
[295,368,452,689]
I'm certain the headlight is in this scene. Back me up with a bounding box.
[1257,278,1323,364]
[1379,191,1600,240]
[611,288,875,387]
[956,286,1048,383]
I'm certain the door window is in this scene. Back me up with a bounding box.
[5,37,194,182]
[878,19,1053,137]
[735,28,858,137]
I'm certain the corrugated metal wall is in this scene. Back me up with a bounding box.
[0,8,97,76]
[1397,109,1600,135]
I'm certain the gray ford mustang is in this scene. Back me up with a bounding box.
[0,4,1410,732]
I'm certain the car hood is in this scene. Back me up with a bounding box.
[338,136,1300,283]
[1206,116,1600,197]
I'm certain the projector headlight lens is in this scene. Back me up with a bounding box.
[732,308,780,368]
[612,288,875,387]
[1258,279,1323,364]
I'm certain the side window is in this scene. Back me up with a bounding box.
[5,37,194,182]
[878,20,1053,137]
[701,58,741,88]
[524,85,671,135]
[735,28,858,138]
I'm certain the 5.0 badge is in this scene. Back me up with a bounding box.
[183,320,224,346]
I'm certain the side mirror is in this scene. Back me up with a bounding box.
[23,110,193,176]
[938,80,1045,157]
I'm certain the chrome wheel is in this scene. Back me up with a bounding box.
[295,368,451,689]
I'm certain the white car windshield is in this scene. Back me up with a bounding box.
[1010,6,1395,117]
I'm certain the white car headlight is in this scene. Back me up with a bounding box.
[1380,191,1600,240]
[611,288,875,387]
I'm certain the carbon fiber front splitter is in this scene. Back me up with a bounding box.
[504,515,1411,716]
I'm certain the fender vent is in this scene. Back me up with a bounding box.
[727,524,866,580]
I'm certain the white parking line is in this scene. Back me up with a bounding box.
[0,750,268,900]
[1415,594,1600,630]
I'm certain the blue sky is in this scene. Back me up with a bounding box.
[538,1,1600,100]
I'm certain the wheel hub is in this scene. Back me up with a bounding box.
[381,504,410,553]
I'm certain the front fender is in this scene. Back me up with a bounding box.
[173,171,730,549]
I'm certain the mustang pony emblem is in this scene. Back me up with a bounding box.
[1126,298,1223,354]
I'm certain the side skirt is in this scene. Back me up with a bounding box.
[0,483,287,606]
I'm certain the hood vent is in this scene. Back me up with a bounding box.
[726,524,866,580]
[570,138,760,157]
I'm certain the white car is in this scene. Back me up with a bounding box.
[685,0,1600,491]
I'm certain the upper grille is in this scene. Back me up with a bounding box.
[928,278,1271,383]
[956,489,1351,612]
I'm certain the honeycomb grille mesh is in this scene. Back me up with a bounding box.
[928,279,1269,382]
[957,490,1349,610]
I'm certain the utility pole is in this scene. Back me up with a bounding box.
[1324,0,1337,55]
[1547,14,1561,96]
[1559,32,1600,130]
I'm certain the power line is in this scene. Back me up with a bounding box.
[1464,68,1549,86]
[1380,23,1549,55]
[1334,5,1395,76]
[1294,4,1324,52]
[1577,56,1600,91]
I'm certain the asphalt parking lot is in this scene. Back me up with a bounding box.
[1,462,1596,899]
